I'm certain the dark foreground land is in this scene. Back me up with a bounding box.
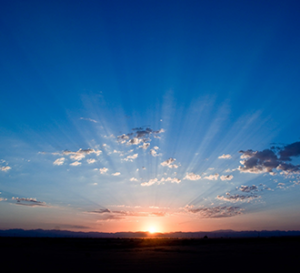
[1,236,299,272]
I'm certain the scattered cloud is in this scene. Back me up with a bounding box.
[80,117,97,123]
[185,205,243,218]
[1,166,11,172]
[53,158,65,166]
[12,197,47,207]
[278,141,300,161]
[87,158,96,164]
[141,177,181,186]
[99,167,108,174]
[63,148,102,161]
[0,198,7,201]
[239,141,300,175]
[130,177,138,182]
[117,127,165,145]
[112,172,121,176]
[122,153,138,162]
[238,185,258,192]
[161,158,179,169]
[216,193,260,203]
[138,143,150,150]
[204,173,219,180]
[70,161,81,166]
[218,154,232,159]
[184,173,201,181]
[150,148,162,157]
[220,174,233,181]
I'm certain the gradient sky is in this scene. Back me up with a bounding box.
[1,0,300,233]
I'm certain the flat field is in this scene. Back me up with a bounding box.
[1,237,299,272]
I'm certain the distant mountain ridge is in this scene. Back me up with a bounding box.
[1,229,300,238]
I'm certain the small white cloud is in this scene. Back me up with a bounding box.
[112,172,121,176]
[139,143,150,150]
[218,154,232,159]
[150,149,162,157]
[99,167,108,174]
[220,175,233,181]
[184,173,201,181]
[161,158,178,168]
[154,146,159,150]
[0,198,7,201]
[130,177,138,182]
[1,166,11,172]
[204,173,219,180]
[87,158,96,164]
[80,117,97,123]
[123,153,138,162]
[141,177,181,186]
[70,161,81,166]
[141,178,158,187]
[53,158,65,166]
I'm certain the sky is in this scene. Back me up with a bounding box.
[1,0,300,233]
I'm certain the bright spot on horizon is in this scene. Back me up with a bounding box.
[148,227,157,234]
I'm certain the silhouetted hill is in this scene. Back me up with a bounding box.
[1,229,300,238]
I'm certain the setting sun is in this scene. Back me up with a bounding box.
[148,227,156,234]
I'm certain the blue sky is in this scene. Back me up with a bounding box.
[1,0,300,232]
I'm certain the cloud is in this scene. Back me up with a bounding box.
[204,173,219,180]
[130,177,138,182]
[150,148,162,157]
[185,205,243,218]
[99,167,108,174]
[184,173,201,181]
[238,149,279,174]
[218,154,232,159]
[12,197,47,207]
[0,198,7,201]
[141,178,158,186]
[63,148,102,161]
[238,185,258,192]
[216,193,259,203]
[88,208,111,214]
[220,175,233,181]
[127,137,144,145]
[117,127,164,145]
[112,172,121,176]
[161,158,179,169]
[239,145,300,175]
[70,161,81,166]
[139,143,150,150]
[1,166,11,172]
[122,153,138,162]
[89,207,168,221]
[80,117,97,123]
[87,158,96,164]
[141,177,181,186]
[278,141,300,161]
[53,157,65,166]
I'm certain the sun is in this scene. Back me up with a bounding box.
[148,226,156,233]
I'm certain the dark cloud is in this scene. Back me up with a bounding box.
[186,205,243,218]
[217,193,259,203]
[88,208,111,214]
[12,197,47,207]
[279,141,300,161]
[117,127,164,145]
[238,185,258,192]
[239,142,300,175]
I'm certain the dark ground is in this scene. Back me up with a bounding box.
[1,236,299,272]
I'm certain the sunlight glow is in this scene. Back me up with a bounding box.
[148,226,157,234]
